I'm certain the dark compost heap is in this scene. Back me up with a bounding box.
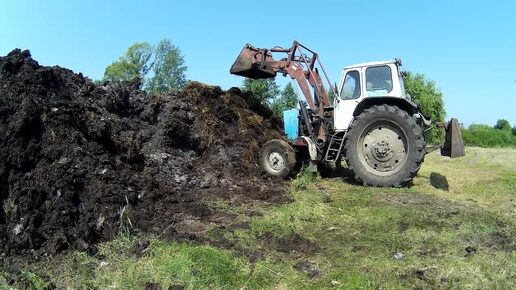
[0,49,286,256]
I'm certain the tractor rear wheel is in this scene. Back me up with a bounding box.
[259,139,297,178]
[343,105,425,187]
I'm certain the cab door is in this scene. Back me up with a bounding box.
[334,68,364,130]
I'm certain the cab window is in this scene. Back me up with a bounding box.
[365,66,392,96]
[340,70,361,100]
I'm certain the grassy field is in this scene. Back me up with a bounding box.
[2,147,515,289]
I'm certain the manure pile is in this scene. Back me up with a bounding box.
[0,49,286,256]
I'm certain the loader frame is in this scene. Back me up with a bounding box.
[231,41,336,145]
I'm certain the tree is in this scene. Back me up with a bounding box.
[403,72,446,143]
[102,39,187,92]
[469,123,492,131]
[327,88,336,103]
[242,78,280,105]
[271,82,299,117]
[146,39,187,93]
[513,126,516,136]
[494,119,511,130]
[104,42,153,83]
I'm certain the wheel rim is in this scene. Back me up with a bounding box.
[357,121,408,176]
[268,152,285,172]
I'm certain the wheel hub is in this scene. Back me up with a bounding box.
[359,123,407,174]
[374,141,391,159]
[268,152,285,171]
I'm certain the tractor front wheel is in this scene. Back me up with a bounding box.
[259,139,297,179]
[344,105,425,187]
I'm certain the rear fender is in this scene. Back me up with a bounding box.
[353,97,420,118]
[350,97,429,131]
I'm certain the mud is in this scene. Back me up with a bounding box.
[294,260,321,279]
[0,49,288,257]
[145,282,183,290]
[261,232,319,255]
[466,231,516,253]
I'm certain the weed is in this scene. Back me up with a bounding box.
[21,271,48,290]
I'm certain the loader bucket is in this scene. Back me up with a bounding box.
[441,118,465,158]
[230,44,277,79]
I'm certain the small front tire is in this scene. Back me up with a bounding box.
[259,139,297,178]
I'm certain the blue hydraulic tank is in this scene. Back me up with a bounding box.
[283,109,299,140]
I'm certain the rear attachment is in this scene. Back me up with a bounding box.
[441,118,465,158]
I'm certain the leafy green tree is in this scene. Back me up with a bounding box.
[242,78,280,105]
[146,39,187,93]
[403,72,446,143]
[271,83,299,117]
[102,39,187,92]
[512,126,516,136]
[327,88,336,103]
[104,42,153,83]
[494,119,511,130]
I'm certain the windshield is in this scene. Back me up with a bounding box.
[365,66,392,96]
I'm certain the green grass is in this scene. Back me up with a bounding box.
[2,147,515,289]
[93,238,274,289]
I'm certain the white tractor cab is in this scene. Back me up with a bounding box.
[230,41,465,187]
[335,60,409,130]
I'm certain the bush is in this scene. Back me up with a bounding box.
[462,123,516,148]
[494,119,511,130]
[403,72,445,144]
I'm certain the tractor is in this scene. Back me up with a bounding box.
[230,41,464,187]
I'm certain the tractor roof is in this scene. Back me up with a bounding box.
[344,60,397,70]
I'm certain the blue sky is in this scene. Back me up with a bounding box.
[1,0,515,126]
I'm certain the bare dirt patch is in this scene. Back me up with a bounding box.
[465,231,516,253]
[261,232,319,255]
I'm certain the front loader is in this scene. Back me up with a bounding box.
[230,41,465,187]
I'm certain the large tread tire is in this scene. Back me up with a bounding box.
[343,105,425,187]
[259,139,297,179]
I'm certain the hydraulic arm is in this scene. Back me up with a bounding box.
[230,41,336,144]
